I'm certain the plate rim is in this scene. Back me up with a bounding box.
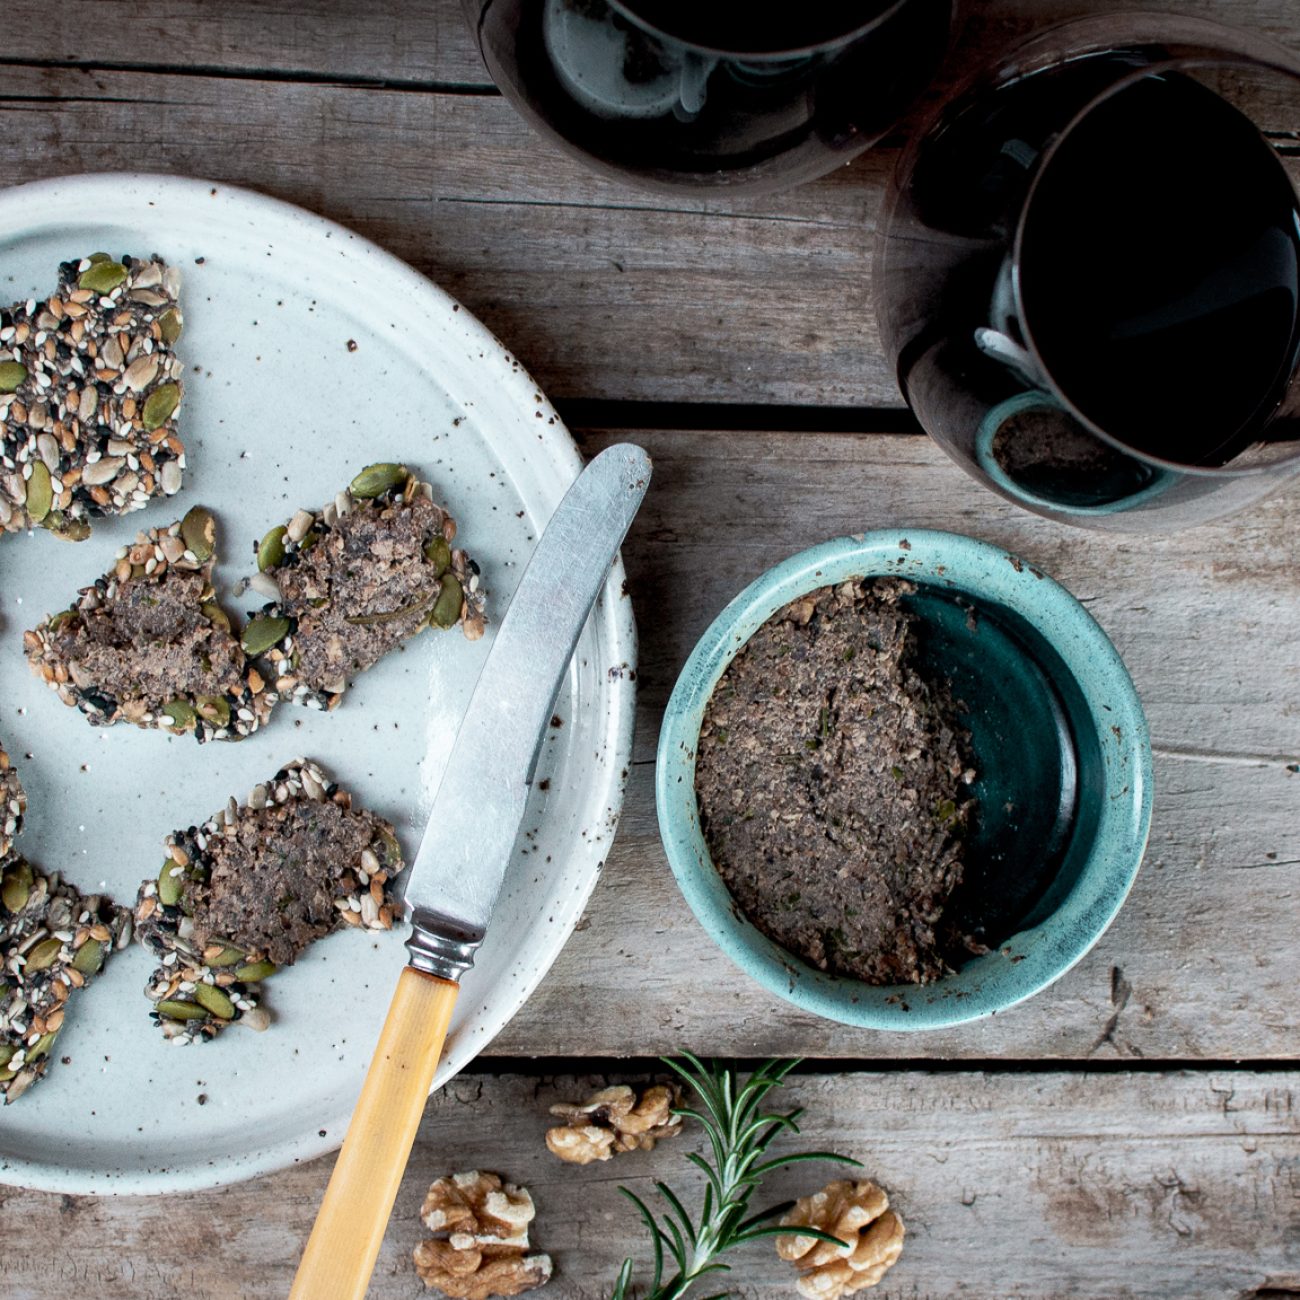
[0,171,637,1194]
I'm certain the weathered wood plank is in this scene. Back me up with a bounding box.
[0,1070,1292,1298]
[0,63,888,406]
[3,3,1297,407]
[6,0,1299,90]
[498,747,1299,1061]
[483,429,1300,1061]
[1,0,494,86]
[583,430,1300,760]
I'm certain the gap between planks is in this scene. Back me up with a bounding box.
[469,1055,1300,1077]
[560,400,922,434]
[0,55,499,96]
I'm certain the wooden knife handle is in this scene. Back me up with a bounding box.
[289,966,459,1300]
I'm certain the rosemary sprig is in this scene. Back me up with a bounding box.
[609,1054,857,1300]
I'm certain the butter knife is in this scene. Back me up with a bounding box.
[289,442,652,1300]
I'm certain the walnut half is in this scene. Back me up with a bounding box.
[413,1171,553,1300]
[545,1083,683,1165]
[776,1179,905,1298]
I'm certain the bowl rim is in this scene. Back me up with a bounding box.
[655,528,1153,1030]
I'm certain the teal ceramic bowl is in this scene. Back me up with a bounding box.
[656,530,1152,1029]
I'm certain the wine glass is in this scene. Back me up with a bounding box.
[875,14,1300,530]
[463,0,954,195]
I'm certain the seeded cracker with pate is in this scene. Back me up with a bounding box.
[244,463,485,711]
[694,578,977,987]
[134,758,405,1043]
[0,857,132,1101]
[0,252,185,538]
[22,507,275,743]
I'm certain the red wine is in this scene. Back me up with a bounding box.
[883,43,1300,527]
[614,1,888,53]
[1018,73,1300,467]
[470,0,951,193]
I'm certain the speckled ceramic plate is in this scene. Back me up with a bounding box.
[0,174,636,1193]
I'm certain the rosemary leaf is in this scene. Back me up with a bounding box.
[609,1056,855,1300]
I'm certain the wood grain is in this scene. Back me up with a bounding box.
[0,61,890,406]
[478,428,1300,1062]
[2,2,1297,407]
[0,0,496,87]
[7,0,1300,91]
[0,1069,1293,1299]
[497,745,1300,1062]
[585,429,1300,761]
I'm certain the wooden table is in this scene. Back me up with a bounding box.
[3,3,1298,1297]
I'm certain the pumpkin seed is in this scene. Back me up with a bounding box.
[43,511,92,542]
[195,696,231,727]
[158,307,184,345]
[24,937,63,972]
[142,381,180,431]
[71,938,104,975]
[258,525,287,572]
[430,575,463,629]
[156,999,208,1022]
[28,1031,58,1061]
[423,536,451,576]
[376,828,402,868]
[0,361,27,393]
[157,860,185,908]
[0,1046,14,1067]
[200,600,231,632]
[180,504,215,562]
[86,252,112,265]
[25,462,52,522]
[78,260,128,294]
[207,946,246,968]
[161,700,198,730]
[2,860,32,913]
[349,463,407,499]
[233,960,276,983]
[47,609,78,634]
[242,616,289,656]
[193,983,236,1020]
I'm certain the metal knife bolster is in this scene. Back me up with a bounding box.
[405,911,482,982]
[399,444,652,985]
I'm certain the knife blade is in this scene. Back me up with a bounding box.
[290,442,651,1300]
[404,440,652,981]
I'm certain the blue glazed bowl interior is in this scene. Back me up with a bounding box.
[656,530,1152,1030]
